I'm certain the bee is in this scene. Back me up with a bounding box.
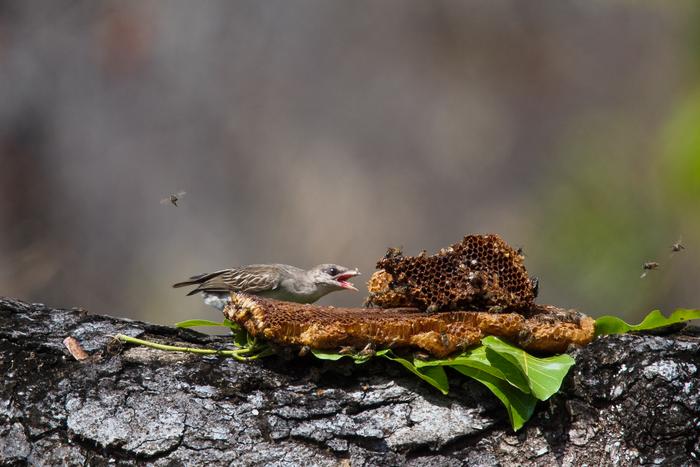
[363,294,377,308]
[530,277,539,298]
[160,191,187,207]
[413,351,431,361]
[440,332,450,347]
[384,246,403,260]
[640,261,659,279]
[357,342,376,358]
[671,237,685,253]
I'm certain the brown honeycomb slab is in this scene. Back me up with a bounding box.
[368,234,536,312]
[223,293,595,357]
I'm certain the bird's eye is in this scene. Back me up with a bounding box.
[328,267,338,276]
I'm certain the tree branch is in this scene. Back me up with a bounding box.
[1,297,698,465]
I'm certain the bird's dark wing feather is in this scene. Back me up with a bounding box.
[181,265,281,296]
[172,269,231,289]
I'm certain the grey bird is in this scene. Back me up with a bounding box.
[173,263,361,310]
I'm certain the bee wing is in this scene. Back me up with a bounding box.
[160,197,171,204]
[176,191,187,197]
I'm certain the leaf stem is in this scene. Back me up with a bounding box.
[113,334,270,361]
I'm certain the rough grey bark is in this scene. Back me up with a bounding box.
[1,297,698,466]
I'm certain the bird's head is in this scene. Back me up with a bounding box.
[309,264,361,292]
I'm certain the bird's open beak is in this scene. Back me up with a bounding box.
[335,269,360,291]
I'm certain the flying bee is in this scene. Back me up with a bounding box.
[671,237,685,253]
[640,261,659,279]
[160,191,187,207]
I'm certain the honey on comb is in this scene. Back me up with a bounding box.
[369,234,535,312]
[224,293,595,357]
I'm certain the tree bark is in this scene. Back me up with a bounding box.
[1,297,698,466]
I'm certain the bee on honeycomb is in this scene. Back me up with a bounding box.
[367,234,536,313]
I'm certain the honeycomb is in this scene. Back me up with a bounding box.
[224,293,595,357]
[368,234,535,312]
[364,270,413,308]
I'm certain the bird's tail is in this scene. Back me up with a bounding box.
[172,270,228,295]
[172,277,204,288]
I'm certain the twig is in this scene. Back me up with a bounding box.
[113,333,273,361]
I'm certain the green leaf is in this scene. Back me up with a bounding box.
[310,349,442,385]
[593,316,633,336]
[175,318,245,348]
[380,352,450,395]
[309,348,377,364]
[310,349,347,361]
[482,336,575,401]
[415,346,531,395]
[452,365,536,431]
[222,319,242,331]
[175,319,230,328]
[595,309,700,336]
[483,348,532,394]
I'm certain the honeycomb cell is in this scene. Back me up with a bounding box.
[225,294,595,357]
[369,234,536,313]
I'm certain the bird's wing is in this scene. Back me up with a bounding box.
[173,269,232,289]
[189,265,282,295]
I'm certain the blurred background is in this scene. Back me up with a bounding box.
[1,1,699,325]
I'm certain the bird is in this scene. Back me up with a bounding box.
[173,263,361,310]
